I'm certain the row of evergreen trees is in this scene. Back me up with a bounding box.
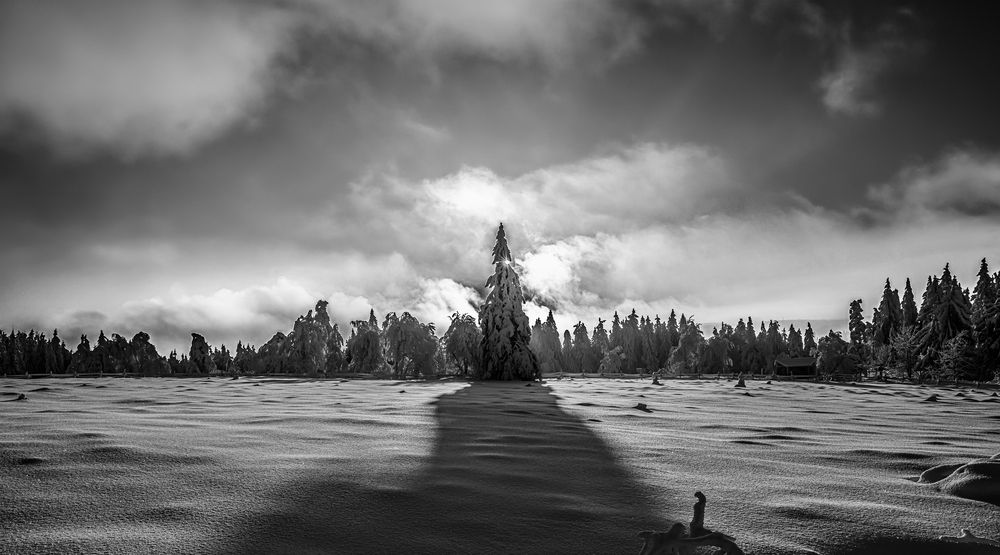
[0,303,451,378]
[525,309,820,377]
[841,259,1000,382]
[0,329,171,376]
[177,304,446,378]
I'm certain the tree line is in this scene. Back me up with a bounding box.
[837,259,1000,382]
[0,304,821,379]
[524,309,818,378]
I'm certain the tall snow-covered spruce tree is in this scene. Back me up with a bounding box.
[479,223,540,380]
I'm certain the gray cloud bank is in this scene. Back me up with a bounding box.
[0,0,647,159]
[0,0,299,158]
[0,0,898,159]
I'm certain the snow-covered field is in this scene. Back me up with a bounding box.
[1,377,998,554]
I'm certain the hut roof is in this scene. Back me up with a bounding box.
[774,356,816,368]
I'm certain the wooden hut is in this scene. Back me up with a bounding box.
[773,355,817,377]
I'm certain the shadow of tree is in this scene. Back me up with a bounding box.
[225,381,674,553]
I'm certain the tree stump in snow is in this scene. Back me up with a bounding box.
[690,491,707,536]
[638,491,745,555]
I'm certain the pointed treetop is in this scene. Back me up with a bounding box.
[492,223,512,264]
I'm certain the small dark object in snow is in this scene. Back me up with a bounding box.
[652,377,661,385]
[588,418,602,422]
[993,392,998,397]
[765,380,771,385]
[735,375,746,388]
[253,383,260,386]
[525,383,532,387]
[956,392,965,397]
[924,394,939,402]
[743,392,753,397]
[638,491,745,555]
[691,491,707,536]
[399,390,406,393]
[634,403,651,412]
[638,394,645,397]
[15,393,27,401]
[231,376,239,380]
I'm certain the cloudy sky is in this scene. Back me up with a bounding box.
[2,0,999,354]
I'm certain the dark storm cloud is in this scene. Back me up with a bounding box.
[818,6,923,117]
[0,0,301,159]
[869,150,1000,217]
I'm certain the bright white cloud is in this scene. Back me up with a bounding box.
[116,277,317,348]
[303,143,735,287]
[415,142,734,242]
[0,0,299,158]
[410,278,482,327]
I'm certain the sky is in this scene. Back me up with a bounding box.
[2,0,999,354]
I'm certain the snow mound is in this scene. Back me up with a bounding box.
[921,457,1000,506]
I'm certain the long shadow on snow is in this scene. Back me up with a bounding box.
[225,381,673,554]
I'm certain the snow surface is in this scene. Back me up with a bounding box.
[1,377,998,554]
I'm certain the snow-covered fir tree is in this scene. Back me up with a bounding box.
[479,224,540,380]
